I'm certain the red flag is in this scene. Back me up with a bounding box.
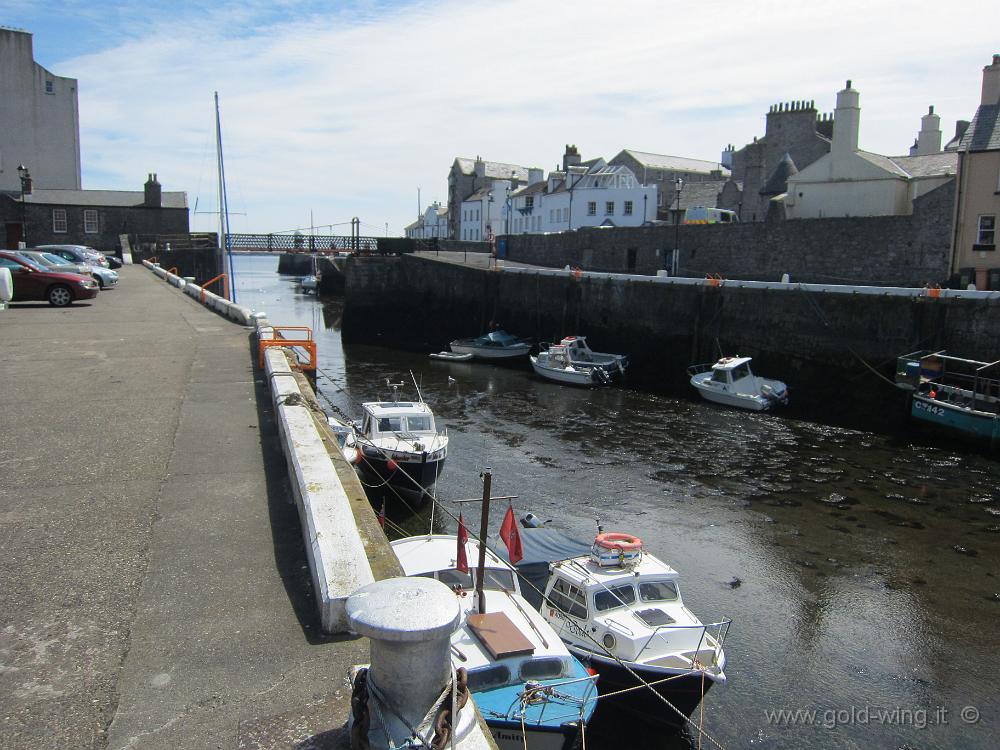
[456,514,469,574]
[499,504,523,565]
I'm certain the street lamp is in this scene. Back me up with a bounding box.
[17,164,31,247]
[672,177,684,275]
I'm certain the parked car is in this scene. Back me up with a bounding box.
[34,244,110,269]
[17,250,119,289]
[106,255,123,269]
[0,251,99,306]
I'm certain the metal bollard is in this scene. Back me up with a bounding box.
[348,577,473,749]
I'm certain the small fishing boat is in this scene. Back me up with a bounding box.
[530,336,628,387]
[299,274,317,293]
[449,330,533,360]
[346,379,448,500]
[430,351,474,362]
[391,533,597,750]
[688,356,788,410]
[504,528,730,730]
[895,350,1000,442]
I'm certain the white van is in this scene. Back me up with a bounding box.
[683,206,739,224]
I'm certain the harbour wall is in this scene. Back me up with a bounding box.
[342,255,1000,426]
[503,180,955,287]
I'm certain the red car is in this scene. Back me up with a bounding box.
[0,250,99,306]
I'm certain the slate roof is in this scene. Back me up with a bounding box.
[958,104,1000,152]
[885,152,958,178]
[21,189,188,209]
[857,151,910,177]
[762,153,799,195]
[510,181,549,198]
[463,187,493,202]
[453,158,531,181]
[618,149,730,176]
[675,179,729,208]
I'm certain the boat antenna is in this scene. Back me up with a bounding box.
[410,369,423,403]
[385,379,405,402]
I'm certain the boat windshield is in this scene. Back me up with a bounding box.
[594,584,637,611]
[731,363,751,380]
[376,415,434,432]
[467,664,512,691]
[406,415,433,432]
[430,567,515,591]
[639,580,679,602]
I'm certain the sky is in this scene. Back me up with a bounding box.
[6,1,999,236]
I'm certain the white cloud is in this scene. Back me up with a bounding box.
[57,0,999,235]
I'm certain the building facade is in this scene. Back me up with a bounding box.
[0,27,81,192]
[447,157,530,239]
[1,174,189,253]
[404,202,449,239]
[609,149,729,217]
[951,55,1000,288]
[784,82,957,220]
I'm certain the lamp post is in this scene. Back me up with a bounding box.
[672,177,684,275]
[643,193,648,225]
[17,164,31,247]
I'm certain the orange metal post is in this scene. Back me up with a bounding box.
[199,273,228,303]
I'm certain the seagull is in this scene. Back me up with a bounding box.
[447,376,456,385]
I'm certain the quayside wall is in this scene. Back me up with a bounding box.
[342,255,1000,426]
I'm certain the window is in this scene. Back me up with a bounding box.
[83,209,99,234]
[479,568,515,591]
[467,665,512,691]
[978,215,996,246]
[639,580,679,602]
[45,80,54,94]
[605,201,614,216]
[550,209,555,223]
[594,584,637,611]
[624,200,633,216]
[520,658,566,681]
[406,415,431,432]
[549,577,588,619]
[52,209,67,233]
[525,196,534,210]
[377,417,403,432]
[587,201,596,216]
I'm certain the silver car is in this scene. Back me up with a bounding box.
[35,244,110,269]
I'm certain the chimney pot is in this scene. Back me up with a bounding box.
[846,79,852,89]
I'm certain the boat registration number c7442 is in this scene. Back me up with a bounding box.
[915,400,946,417]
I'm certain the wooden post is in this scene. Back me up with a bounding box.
[476,469,492,614]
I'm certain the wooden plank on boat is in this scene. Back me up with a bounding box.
[467,612,535,659]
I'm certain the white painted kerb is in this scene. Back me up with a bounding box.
[264,346,375,633]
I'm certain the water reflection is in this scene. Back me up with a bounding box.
[236,255,999,750]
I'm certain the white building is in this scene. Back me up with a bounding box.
[460,179,518,241]
[0,27,82,192]
[784,81,956,218]
[507,160,656,234]
[404,202,448,239]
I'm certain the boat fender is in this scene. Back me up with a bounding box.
[351,448,364,465]
[386,458,399,472]
[594,532,642,552]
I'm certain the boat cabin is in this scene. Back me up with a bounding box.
[360,401,438,438]
[709,356,754,385]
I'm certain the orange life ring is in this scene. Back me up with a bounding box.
[595,532,643,552]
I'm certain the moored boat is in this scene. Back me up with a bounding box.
[450,329,533,360]
[530,336,628,387]
[688,356,788,410]
[346,381,448,500]
[502,527,730,730]
[895,350,1000,442]
[391,534,598,750]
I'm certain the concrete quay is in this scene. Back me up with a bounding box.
[0,267,366,749]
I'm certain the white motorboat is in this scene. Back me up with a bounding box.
[449,330,533,360]
[688,356,788,411]
[530,336,628,387]
[345,381,448,500]
[299,273,317,293]
[391,534,597,750]
[511,529,730,730]
[430,351,474,362]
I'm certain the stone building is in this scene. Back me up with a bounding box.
[727,99,834,221]
[0,174,189,254]
[0,26,81,192]
[447,157,531,239]
[951,55,1000,289]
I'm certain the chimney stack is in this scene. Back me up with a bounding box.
[981,54,1000,105]
[832,80,860,157]
[144,173,161,208]
[915,105,942,155]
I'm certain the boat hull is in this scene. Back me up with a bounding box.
[691,382,770,411]
[573,651,717,730]
[355,454,445,497]
[486,721,579,750]
[531,357,605,386]
[911,393,1000,441]
[450,341,532,359]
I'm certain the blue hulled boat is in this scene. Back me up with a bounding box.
[895,350,1000,442]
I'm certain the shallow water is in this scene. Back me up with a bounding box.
[236,255,999,749]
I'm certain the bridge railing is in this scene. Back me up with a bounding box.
[228,234,383,253]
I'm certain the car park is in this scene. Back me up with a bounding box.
[0,251,99,306]
[35,244,111,269]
